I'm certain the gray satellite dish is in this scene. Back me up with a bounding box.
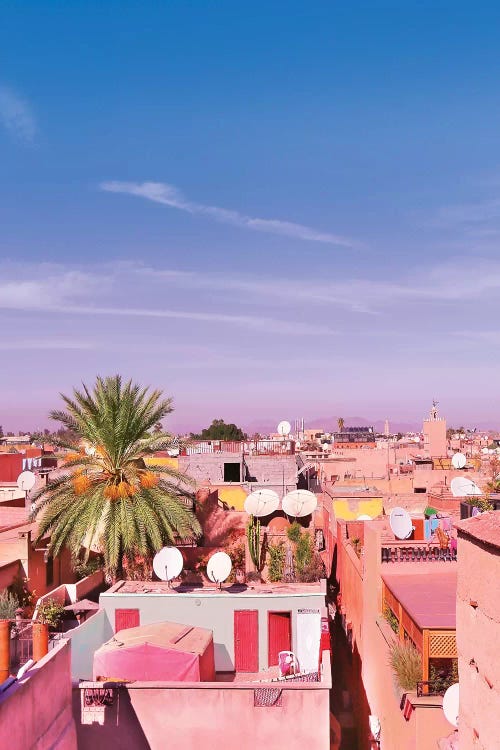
[442,683,459,727]
[450,477,481,497]
[451,453,466,469]
[277,421,291,437]
[244,489,280,517]
[153,546,183,582]
[282,489,317,517]
[17,471,36,492]
[389,507,413,540]
[206,551,232,585]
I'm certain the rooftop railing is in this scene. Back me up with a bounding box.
[381,543,457,563]
[181,440,295,456]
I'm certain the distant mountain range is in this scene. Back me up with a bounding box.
[242,416,420,435]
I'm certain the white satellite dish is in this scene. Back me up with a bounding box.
[322,443,329,451]
[17,471,36,492]
[153,546,183,582]
[357,514,373,521]
[482,447,489,454]
[85,445,96,457]
[389,507,413,540]
[277,420,291,437]
[442,683,459,727]
[450,477,482,497]
[244,489,280,517]
[451,453,466,469]
[206,551,232,584]
[282,489,317,517]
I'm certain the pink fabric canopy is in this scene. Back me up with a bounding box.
[93,621,215,682]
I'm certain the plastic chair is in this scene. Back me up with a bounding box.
[278,651,298,677]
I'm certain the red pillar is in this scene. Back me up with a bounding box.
[0,620,10,682]
[32,622,49,662]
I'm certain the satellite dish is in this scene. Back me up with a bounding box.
[451,453,466,469]
[206,551,232,584]
[450,477,482,497]
[244,489,280,517]
[442,683,459,727]
[85,445,96,457]
[482,447,489,454]
[389,507,413,540]
[277,421,291,437]
[17,471,36,492]
[153,547,183,582]
[357,514,373,521]
[282,489,317,517]
[322,443,329,451]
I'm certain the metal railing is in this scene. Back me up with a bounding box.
[181,440,295,456]
[416,680,447,697]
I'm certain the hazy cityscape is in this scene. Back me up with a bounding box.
[1,3,500,750]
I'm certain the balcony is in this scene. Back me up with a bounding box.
[181,439,296,456]
[381,543,457,563]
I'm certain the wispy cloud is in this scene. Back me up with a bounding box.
[0,339,94,352]
[100,181,357,247]
[0,86,36,144]
[0,264,333,336]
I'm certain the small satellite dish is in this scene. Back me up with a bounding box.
[322,442,329,451]
[442,683,459,727]
[244,489,280,517]
[357,514,373,521]
[153,546,183,582]
[282,489,317,517]
[85,445,96,457]
[451,453,466,469]
[482,447,489,454]
[277,421,291,437]
[206,551,232,584]
[389,507,413,540]
[17,471,36,492]
[450,477,482,497]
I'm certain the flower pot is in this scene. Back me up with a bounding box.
[32,622,49,662]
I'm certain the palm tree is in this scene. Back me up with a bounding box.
[337,417,345,433]
[31,375,201,581]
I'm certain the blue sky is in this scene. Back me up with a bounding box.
[2,2,500,432]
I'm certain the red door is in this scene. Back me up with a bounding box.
[234,610,258,672]
[268,612,291,666]
[115,608,140,632]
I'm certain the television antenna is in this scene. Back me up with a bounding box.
[282,489,317,518]
[442,683,459,727]
[450,477,481,497]
[277,421,291,437]
[153,546,183,586]
[244,489,280,517]
[206,551,232,588]
[389,507,413,540]
[451,453,466,469]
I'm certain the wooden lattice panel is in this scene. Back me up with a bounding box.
[383,584,399,615]
[401,609,423,652]
[429,631,457,658]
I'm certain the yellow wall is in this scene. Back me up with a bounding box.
[145,456,179,470]
[215,486,247,511]
[332,498,383,521]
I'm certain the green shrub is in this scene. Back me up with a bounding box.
[297,553,326,582]
[0,590,19,619]
[383,605,399,634]
[466,497,493,512]
[71,555,104,581]
[295,531,314,574]
[36,598,65,629]
[389,640,422,691]
[286,522,302,544]
[267,542,286,582]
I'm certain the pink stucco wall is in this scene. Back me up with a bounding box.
[0,640,77,750]
[75,653,331,750]
[337,523,455,749]
[456,530,500,750]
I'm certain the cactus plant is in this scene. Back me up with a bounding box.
[246,515,261,570]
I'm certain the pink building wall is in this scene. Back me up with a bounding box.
[75,653,331,750]
[423,418,447,458]
[456,515,500,750]
[337,523,455,748]
[0,640,77,750]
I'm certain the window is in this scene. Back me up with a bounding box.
[224,462,241,482]
[45,556,54,587]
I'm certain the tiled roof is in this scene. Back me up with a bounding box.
[455,511,500,550]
